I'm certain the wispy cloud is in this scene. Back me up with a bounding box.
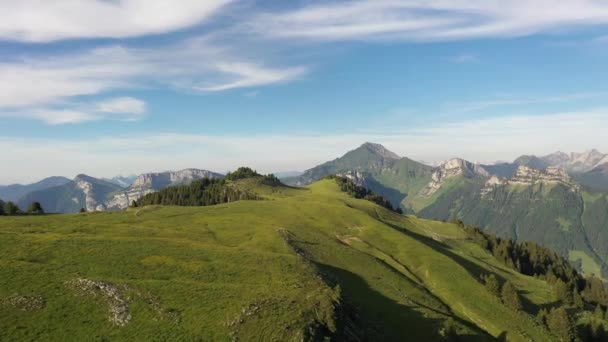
[0,1,231,42]
[247,0,608,42]
[0,38,308,124]
[193,62,307,91]
[2,108,608,183]
[0,96,147,125]
[96,97,146,115]
[442,91,608,114]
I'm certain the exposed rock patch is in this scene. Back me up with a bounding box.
[66,278,131,326]
[420,158,489,196]
[1,294,46,311]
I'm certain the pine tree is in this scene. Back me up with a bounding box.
[501,281,522,311]
[0,200,4,215]
[482,274,500,296]
[536,308,548,327]
[553,279,572,305]
[547,307,575,342]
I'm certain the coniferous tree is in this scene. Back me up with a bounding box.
[4,201,20,215]
[554,280,573,305]
[546,307,575,342]
[0,200,4,215]
[586,320,607,341]
[501,281,522,311]
[27,201,44,214]
[536,308,548,326]
[481,274,500,296]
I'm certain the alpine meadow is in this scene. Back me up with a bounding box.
[2,1,608,341]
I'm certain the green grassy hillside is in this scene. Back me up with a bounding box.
[0,178,603,341]
[416,179,608,280]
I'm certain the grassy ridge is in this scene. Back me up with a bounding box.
[0,178,578,340]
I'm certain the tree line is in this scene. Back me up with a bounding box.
[325,175,403,214]
[0,199,44,215]
[459,220,608,341]
[134,167,277,207]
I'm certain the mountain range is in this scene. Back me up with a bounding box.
[2,170,605,341]
[284,143,608,280]
[0,176,71,202]
[11,169,223,213]
[3,143,608,280]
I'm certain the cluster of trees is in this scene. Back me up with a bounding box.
[135,167,278,207]
[0,200,44,215]
[326,175,403,214]
[224,167,282,186]
[466,220,608,341]
[461,222,608,306]
[480,274,522,311]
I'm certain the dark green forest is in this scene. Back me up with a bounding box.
[134,167,279,207]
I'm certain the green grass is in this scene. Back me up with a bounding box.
[0,179,558,341]
[403,176,467,212]
[556,217,573,232]
[582,191,606,204]
[569,250,602,279]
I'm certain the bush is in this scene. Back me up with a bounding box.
[501,281,522,311]
[4,201,20,215]
[27,202,44,214]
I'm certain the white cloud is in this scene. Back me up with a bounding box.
[0,1,230,42]
[195,62,307,91]
[2,108,608,184]
[0,39,308,123]
[0,96,147,125]
[96,97,146,114]
[248,0,608,41]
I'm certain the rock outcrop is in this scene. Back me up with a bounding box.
[420,158,489,196]
[481,165,578,196]
[335,170,367,187]
[106,169,223,210]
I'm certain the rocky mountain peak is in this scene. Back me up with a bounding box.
[440,158,490,178]
[360,142,400,160]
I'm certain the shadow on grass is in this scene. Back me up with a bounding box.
[311,262,495,341]
[365,177,408,211]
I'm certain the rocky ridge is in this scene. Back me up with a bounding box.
[420,158,489,196]
[106,169,223,210]
[481,165,578,196]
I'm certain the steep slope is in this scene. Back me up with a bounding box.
[0,176,71,202]
[287,142,433,210]
[2,178,583,341]
[402,158,489,213]
[289,142,401,186]
[106,169,222,210]
[102,175,137,188]
[297,144,608,280]
[513,155,550,170]
[418,165,608,278]
[18,175,123,213]
[576,163,608,191]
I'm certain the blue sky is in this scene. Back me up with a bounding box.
[1,0,608,183]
